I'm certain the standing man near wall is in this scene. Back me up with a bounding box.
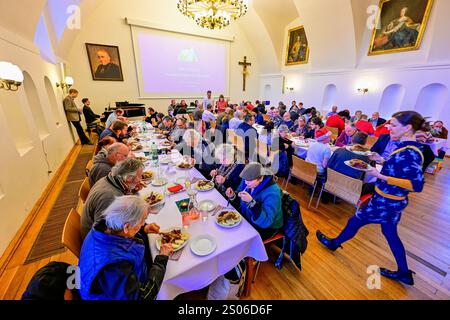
[63,88,92,145]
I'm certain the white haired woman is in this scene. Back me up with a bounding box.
[79,196,173,300]
[210,144,245,197]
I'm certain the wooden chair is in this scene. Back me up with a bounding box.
[85,160,93,177]
[227,129,237,145]
[285,157,318,208]
[366,135,378,149]
[79,178,91,203]
[235,135,246,162]
[325,126,339,141]
[61,209,82,258]
[257,139,269,159]
[315,168,370,210]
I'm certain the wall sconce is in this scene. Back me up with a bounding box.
[286,87,295,93]
[56,76,74,90]
[0,61,24,91]
[357,88,369,94]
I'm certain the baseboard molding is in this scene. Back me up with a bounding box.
[0,142,82,277]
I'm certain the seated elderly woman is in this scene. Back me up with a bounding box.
[210,144,245,197]
[291,116,308,137]
[335,124,357,147]
[225,162,283,240]
[174,129,217,178]
[271,124,293,178]
[78,196,173,300]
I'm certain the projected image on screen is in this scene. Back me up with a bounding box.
[137,32,228,97]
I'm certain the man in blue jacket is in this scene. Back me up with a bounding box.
[226,162,283,240]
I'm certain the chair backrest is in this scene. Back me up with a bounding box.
[324,168,363,206]
[79,177,91,203]
[85,160,93,177]
[291,157,318,186]
[61,209,82,258]
[257,140,268,159]
[263,114,271,122]
[227,129,237,145]
[366,135,378,149]
[325,126,339,140]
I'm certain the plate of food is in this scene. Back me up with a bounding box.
[156,228,190,252]
[156,134,167,140]
[142,171,154,181]
[194,180,214,192]
[198,200,217,212]
[144,191,165,207]
[215,210,242,228]
[176,160,194,170]
[135,156,149,162]
[151,177,168,187]
[131,144,143,151]
[190,235,217,256]
[160,141,172,147]
[344,159,372,171]
[346,145,372,156]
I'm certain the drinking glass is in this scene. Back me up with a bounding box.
[200,209,209,222]
[182,213,190,230]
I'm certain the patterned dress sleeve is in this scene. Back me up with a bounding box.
[386,147,424,193]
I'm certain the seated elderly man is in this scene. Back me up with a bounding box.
[79,196,173,300]
[279,112,294,129]
[327,132,374,195]
[105,109,125,129]
[225,162,283,240]
[335,124,357,147]
[99,120,128,143]
[229,111,244,130]
[169,117,188,145]
[89,142,130,186]
[237,114,259,161]
[175,129,216,178]
[159,116,176,135]
[81,158,145,240]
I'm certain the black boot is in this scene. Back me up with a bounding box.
[316,230,343,251]
[379,268,415,286]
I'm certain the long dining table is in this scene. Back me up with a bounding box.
[132,128,268,300]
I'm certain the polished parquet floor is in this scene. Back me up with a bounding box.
[0,146,449,300]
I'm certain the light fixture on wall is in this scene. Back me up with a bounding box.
[56,76,74,90]
[177,0,249,30]
[357,88,369,94]
[286,87,294,93]
[0,61,24,91]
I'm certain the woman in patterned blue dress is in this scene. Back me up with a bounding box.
[316,111,428,286]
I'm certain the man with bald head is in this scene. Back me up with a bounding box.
[95,48,121,79]
[89,142,130,186]
[369,112,386,129]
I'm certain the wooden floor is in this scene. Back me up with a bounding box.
[0,148,449,300]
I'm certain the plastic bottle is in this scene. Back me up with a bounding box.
[151,142,159,166]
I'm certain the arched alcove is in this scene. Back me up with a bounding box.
[378,84,405,118]
[415,83,449,119]
[322,84,337,107]
[0,91,33,154]
[44,76,62,125]
[23,72,49,139]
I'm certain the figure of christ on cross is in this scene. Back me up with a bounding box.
[238,56,251,92]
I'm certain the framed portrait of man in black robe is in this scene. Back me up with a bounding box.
[86,43,124,81]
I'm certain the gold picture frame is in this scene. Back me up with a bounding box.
[368,0,434,56]
[285,26,310,65]
[86,43,124,81]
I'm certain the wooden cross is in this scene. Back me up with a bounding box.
[238,56,251,91]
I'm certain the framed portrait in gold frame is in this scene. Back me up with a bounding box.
[285,26,309,65]
[86,43,124,81]
[368,0,434,56]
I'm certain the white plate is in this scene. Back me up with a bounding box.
[346,146,372,156]
[194,181,215,192]
[198,200,217,212]
[190,235,217,256]
[151,177,168,187]
[144,192,165,207]
[215,210,242,228]
[156,228,190,252]
[344,160,373,172]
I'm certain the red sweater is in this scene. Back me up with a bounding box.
[356,120,375,135]
[326,115,345,135]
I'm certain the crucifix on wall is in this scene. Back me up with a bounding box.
[238,56,251,91]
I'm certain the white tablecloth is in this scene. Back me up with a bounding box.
[134,136,268,300]
[425,138,447,156]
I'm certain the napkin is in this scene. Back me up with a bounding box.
[168,184,183,193]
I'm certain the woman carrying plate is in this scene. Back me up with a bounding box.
[317,111,428,286]
[209,144,245,197]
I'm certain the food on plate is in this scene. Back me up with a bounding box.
[349,159,369,170]
[161,141,172,147]
[217,211,241,226]
[177,161,194,169]
[156,134,166,139]
[131,144,143,151]
[196,180,214,190]
[159,229,189,249]
[135,156,149,162]
[142,171,153,180]
[145,192,164,206]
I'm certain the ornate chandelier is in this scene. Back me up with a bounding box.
[177,0,249,30]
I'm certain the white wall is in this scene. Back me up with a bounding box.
[65,0,261,115]
[0,25,74,256]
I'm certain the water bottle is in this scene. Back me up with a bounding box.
[151,142,159,166]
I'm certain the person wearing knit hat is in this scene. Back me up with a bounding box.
[306,128,332,175]
[225,162,283,240]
